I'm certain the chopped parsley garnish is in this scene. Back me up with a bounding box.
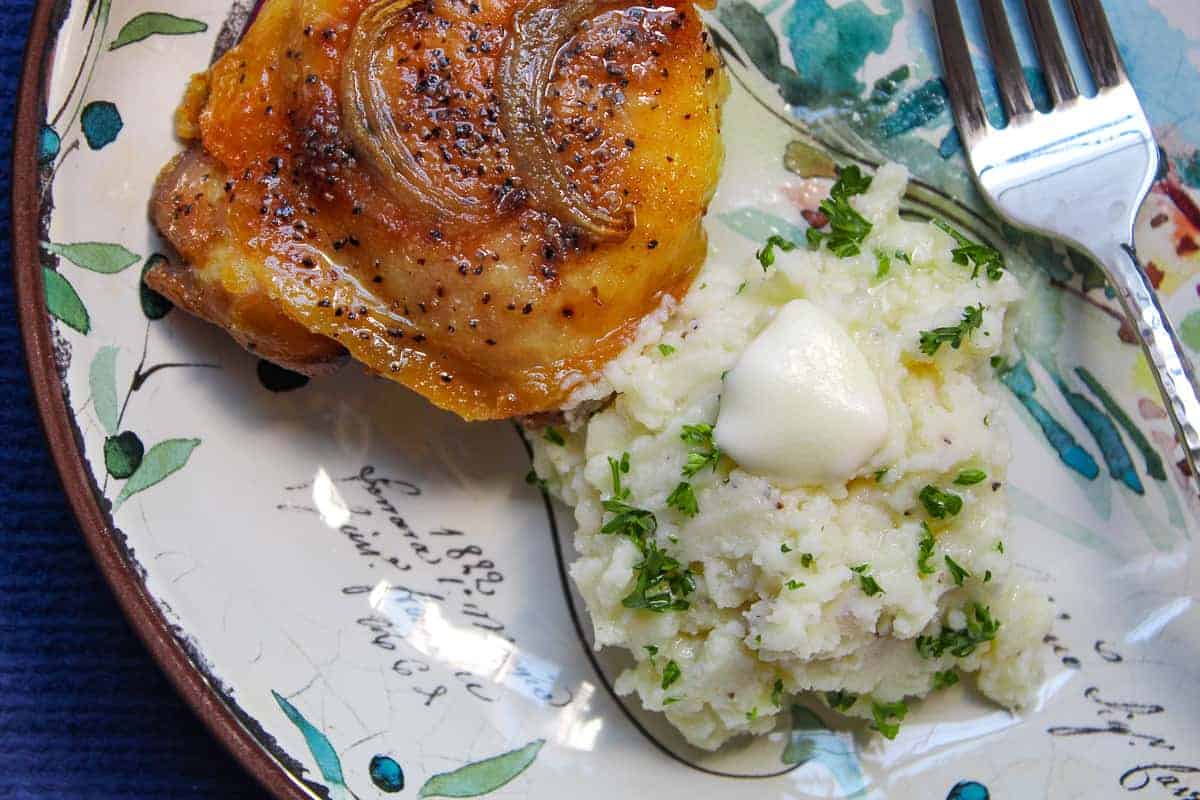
[919,304,984,356]
[874,249,891,280]
[932,219,1005,280]
[995,540,1005,554]
[826,690,858,711]
[917,522,937,576]
[601,453,694,613]
[944,555,970,586]
[871,699,908,740]
[600,499,657,539]
[806,166,874,258]
[932,669,960,690]
[608,452,631,499]
[663,696,681,705]
[851,563,883,596]
[873,467,889,482]
[658,343,676,357]
[780,543,793,553]
[990,355,1008,370]
[919,485,963,519]
[666,481,699,517]
[645,645,658,658]
[916,603,1000,659]
[771,678,785,707]
[623,539,695,613]
[544,427,565,446]
[984,569,993,583]
[680,423,722,477]
[953,469,987,486]
[785,579,805,591]
[756,235,798,270]
[895,250,912,264]
[736,280,748,295]
[661,659,682,690]
[800,553,815,569]
[681,423,715,446]
[525,469,548,491]
[746,707,759,721]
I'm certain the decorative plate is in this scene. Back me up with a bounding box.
[13,1,1200,798]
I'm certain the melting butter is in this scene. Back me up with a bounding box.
[715,299,888,487]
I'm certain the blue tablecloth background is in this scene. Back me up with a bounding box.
[0,2,261,796]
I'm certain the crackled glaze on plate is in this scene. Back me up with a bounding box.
[16,1,1200,798]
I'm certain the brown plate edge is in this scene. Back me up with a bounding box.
[11,3,318,799]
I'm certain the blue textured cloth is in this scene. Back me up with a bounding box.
[0,3,260,797]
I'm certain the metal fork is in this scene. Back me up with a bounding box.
[933,0,1200,492]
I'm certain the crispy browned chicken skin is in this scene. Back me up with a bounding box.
[149,0,725,419]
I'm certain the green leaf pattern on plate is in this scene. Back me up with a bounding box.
[88,345,120,435]
[109,12,208,50]
[43,267,90,334]
[114,438,200,507]
[44,241,138,273]
[419,740,544,798]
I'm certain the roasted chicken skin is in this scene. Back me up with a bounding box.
[149,0,725,419]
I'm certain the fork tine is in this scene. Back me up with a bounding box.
[978,0,1034,119]
[1022,0,1079,106]
[1068,0,1126,88]
[932,0,989,140]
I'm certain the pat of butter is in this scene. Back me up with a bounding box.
[715,299,888,487]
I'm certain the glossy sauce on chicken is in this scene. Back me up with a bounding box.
[150,0,725,419]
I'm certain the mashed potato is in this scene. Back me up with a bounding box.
[527,164,1052,750]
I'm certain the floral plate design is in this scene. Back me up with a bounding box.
[12,1,1200,798]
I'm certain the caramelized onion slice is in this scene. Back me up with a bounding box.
[499,0,636,243]
[341,0,482,221]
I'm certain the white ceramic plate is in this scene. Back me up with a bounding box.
[14,1,1200,798]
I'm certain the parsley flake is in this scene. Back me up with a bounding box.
[953,469,987,486]
[680,423,721,477]
[874,249,891,280]
[851,563,883,596]
[871,700,908,740]
[932,219,1005,280]
[995,540,1005,554]
[826,690,858,711]
[917,522,936,576]
[919,485,963,519]
[661,659,681,690]
[666,481,699,517]
[622,540,695,613]
[785,579,805,590]
[806,166,874,258]
[663,696,681,705]
[916,603,1000,659]
[756,235,798,270]
[932,669,959,690]
[771,679,785,707]
[984,569,993,583]
[601,453,694,614]
[746,707,759,721]
[874,467,889,483]
[544,427,565,446]
[781,543,793,553]
[800,553,815,569]
[525,469,548,491]
[944,555,970,586]
[736,280,748,295]
[645,645,658,658]
[658,343,676,357]
[919,304,984,356]
[608,452,631,499]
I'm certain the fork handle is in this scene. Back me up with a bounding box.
[1103,241,1200,492]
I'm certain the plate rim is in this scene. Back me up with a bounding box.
[11,3,313,797]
